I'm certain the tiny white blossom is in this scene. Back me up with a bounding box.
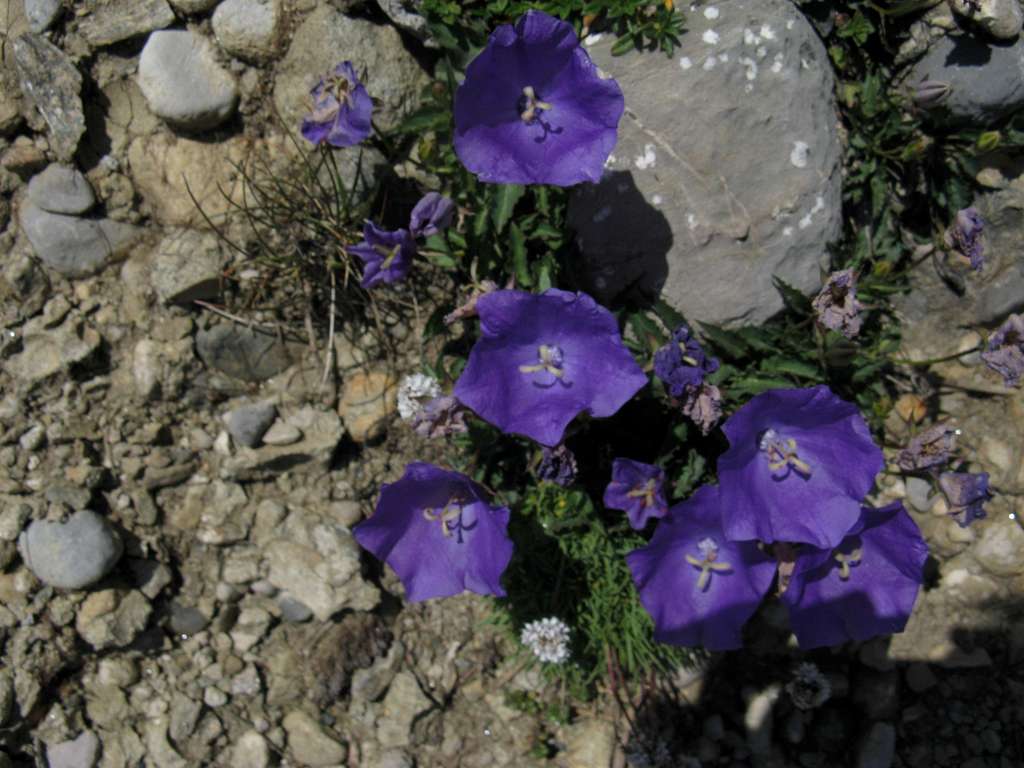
[787,662,831,710]
[520,617,571,664]
[397,373,441,420]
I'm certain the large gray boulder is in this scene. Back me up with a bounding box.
[903,33,1024,127]
[569,0,842,327]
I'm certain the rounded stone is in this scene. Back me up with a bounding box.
[27,164,96,215]
[973,518,1024,576]
[138,29,239,131]
[568,0,841,327]
[168,0,221,11]
[212,0,282,62]
[18,510,123,589]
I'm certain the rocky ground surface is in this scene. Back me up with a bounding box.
[0,0,1022,767]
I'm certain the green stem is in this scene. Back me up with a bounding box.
[891,344,981,367]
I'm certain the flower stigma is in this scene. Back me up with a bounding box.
[833,547,862,580]
[759,428,812,478]
[518,85,552,124]
[626,479,659,508]
[519,344,565,379]
[422,498,477,543]
[685,537,732,591]
[372,243,403,269]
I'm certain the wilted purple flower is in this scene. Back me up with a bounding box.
[603,458,668,530]
[939,471,990,527]
[453,289,647,446]
[981,313,1024,387]
[944,207,985,271]
[812,269,864,339]
[537,444,578,486]
[717,386,884,550]
[412,396,468,439]
[453,10,624,186]
[409,192,455,239]
[896,422,958,472]
[682,382,723,436]
[781,502,928,649]
[626,485,778,651]
[353,462,513,601]
[301,62,373,148]
[654,325,719,399]
[347,222,416,289]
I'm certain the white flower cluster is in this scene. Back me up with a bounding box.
[520,617,571,664]
[786,662,832,710]
[397,373,441,420]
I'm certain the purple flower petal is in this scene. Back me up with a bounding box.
[781,502,928,649]
[603,458,668,530]
[938,471,990,527]
[895,422,958,472]
[537,444,578,486]
[944,207,985,272]
[453,289,647,446]
[453,10,624,186]
[409,192,455,238]
[682,382,723,436]
[717,385,884,550]
[653,324,719,398]
[347,221,417,289]
[353,462,513,602]
[981,313,1024,388]
[812,269,864,339]
[300,61,373,149]
[627,485,778,651]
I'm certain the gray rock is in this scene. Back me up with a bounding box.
[12,34,85,160]
[7,318,102,383]
[905,34,1024,127]
[973,518,1024,575]
[950,0,1023,41]
[283,710,346,768]
[904,476,935,513]
[196,324,298,382]
[138,30,239,131]
[168,602,209,636]
[226,401,278,447]
[220,407,345,481]
[261,421,302,446]
[277,595,313,622]
[856,722,895,768]
[376,672,433,749]
[212,0,283,62]
[20,203,143,278]
[169,0,220,11]
[27,164,96,215]
[568,0,840,327]
[45,731,100,768]
[230,731,270,768]
[18,510,123,589]
[377,0,433,47]
[76,589,152,649]
[24,0,61,33]
[150,228,223,304]
[274,5,430,134]
[78,0,175,48]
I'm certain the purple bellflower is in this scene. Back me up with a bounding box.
[409,192,455,239]
[812,269,864,339]
[654,324,719,399]
[717,385,884,550]
[453,289,647,447]
[682,382,723,436]
[981,313,1024,387]
[453,10,625,186]
[603,458,669,530]
[301,62,373,148]
[347,221,417,289]
[412,396,468,439]
[781,502,928,649]
[353,462,513,602]
[626,485,778,651]
[895,422,958,472]
[944,207,985,271]
[537,444,578,486]
[939,471,990,527]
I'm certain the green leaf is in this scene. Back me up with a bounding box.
[393,107,449,135]
[673,452,706,498]
[490,183,525,234]
[772,276,813,315]
[536,259,553,291]
[651,299,686,331]
[760,357,822,380]
[509,222,532,287]
[627,311,665,351]
[611,32,637,56]
[728,376,794,397]
[736,327,777,354]
[837,11,875,46]
[472,206,489,238]
[698,322,750,359]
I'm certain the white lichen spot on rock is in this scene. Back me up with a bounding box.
[790,141,810,168]
[783,226,794,236]
[687,213,698,230]
[719,52,730,62]
[679,56,693,70]
[760,24,776,40]
[740,56,758,81]
[787,19,795,30]
[635,144,657,170]
[756,45,768,59]
[703,55,718,70]
[593,206,612,223]
[703,6,720,19]
[604,153,617,168]
[798,195,825,229]
[702,29,720,45]
[771,53,785,74]
[584,33,604,47]
[652,194,663,206]
[744,28,758,45]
